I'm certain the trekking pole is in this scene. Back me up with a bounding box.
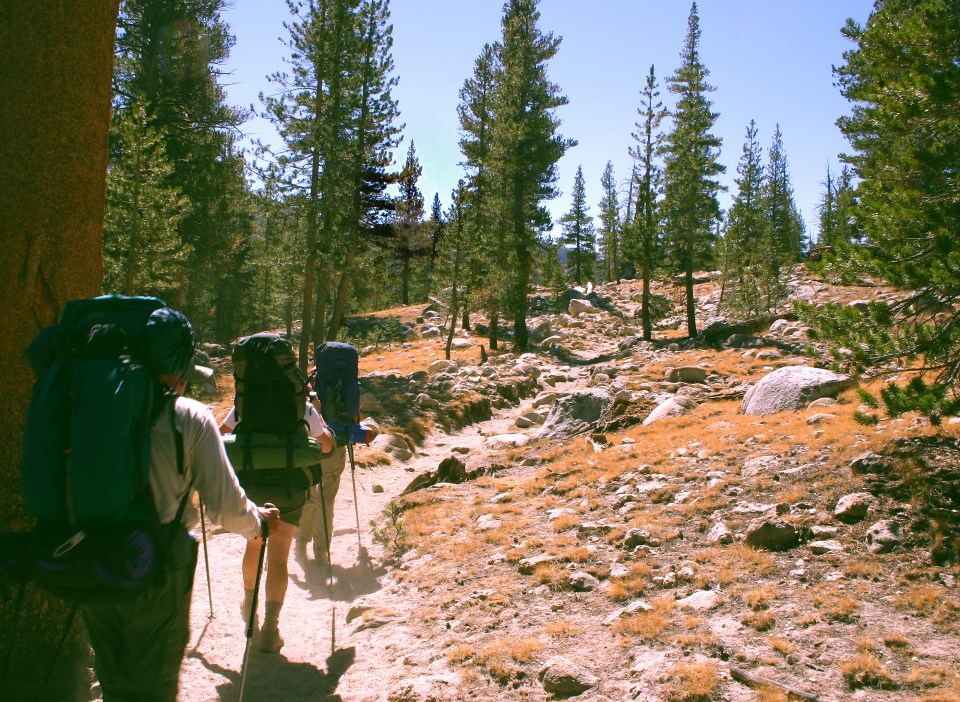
[198,497,214,618]
[317,474,336,655]
[238,521,268,702]
[346,438,364,556]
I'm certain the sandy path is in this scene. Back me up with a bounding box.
[172,403,530,702]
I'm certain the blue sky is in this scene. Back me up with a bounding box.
[221,0,875,241]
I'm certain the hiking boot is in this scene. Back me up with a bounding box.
[259,624,284,653]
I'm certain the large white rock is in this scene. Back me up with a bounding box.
[741,366,855,416]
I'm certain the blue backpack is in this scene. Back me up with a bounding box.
[312,342,360,440]
[7,295,193,601]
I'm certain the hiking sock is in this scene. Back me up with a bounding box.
[240,588,256,626]
[260,600,285,653]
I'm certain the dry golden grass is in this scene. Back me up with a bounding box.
[352,448,391,468]
[611,597,675,640]
[905,665,955,690]
[605,562,652,602]
[883,632,911,650]
[769,637,798,657]
[446,643,475,665]
[672,632,720,653]
[550,513,581,532]
[478,636,546,681]
[845,560,885,580]
[693,544,776,577]
[896,584,943,616]
[917,694,960,702]
[840,654,897,690]
[663,662,720,702]
[811,586,860,623]
[743,585,779,610]
[544,620,582,638]
[742,611,776,632]
[533,563,569,591]
[754,687,789,702]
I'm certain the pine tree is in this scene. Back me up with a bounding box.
[394,140,426,305]
[560,166,596,286]
[488,0,574,351]
[802,0,960,418]
[817,164,860,248]
[421,192,445,300]
[457,42,498,339]
[661,2,725,337]
[262,0,399,366]
[761,124,805,308]
[719,119,766,317]
[596,162,621,282]
[627,64,667,341]
[103,101,191,298]
[113,0,251,339]
[327,0,401,339]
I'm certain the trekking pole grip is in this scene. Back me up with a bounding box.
[259,514,270,540]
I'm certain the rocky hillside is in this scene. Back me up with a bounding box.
[317,266,959,702]
[73,265,960,702]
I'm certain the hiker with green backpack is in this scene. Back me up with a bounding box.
[219,332,334,653]
[15,298,281,702]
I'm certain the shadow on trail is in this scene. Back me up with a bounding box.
[292,548,387,603]
[190,645,355,702]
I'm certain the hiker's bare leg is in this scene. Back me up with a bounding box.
[242,519,295,597]
[264,519,295,602]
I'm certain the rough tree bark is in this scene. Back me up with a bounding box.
[0,0,120,695]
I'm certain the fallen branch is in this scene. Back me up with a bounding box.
[729,665,820,701]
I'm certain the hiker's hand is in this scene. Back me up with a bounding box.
[259,504,281,537]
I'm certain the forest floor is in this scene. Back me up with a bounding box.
[83,269,960,701]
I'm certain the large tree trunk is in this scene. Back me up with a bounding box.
[0,0,119,694]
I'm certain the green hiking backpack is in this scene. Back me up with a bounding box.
[8,296,196,602]
[227,332,325,493]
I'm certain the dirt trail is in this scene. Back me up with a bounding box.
[166,394,547,702]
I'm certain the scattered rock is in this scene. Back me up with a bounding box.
[745,517,800,551]
[568,571,601,592]
[707,522,734,545]
[676,590,722,610]
[741,366,856,416]
[538,656,599,696]
[663,366,707,384]
[866,519,902,553]
[834,492,876,523]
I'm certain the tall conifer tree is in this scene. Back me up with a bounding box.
[457,42,498,338]
[802,0,960,417]
[488,0,574,351]
[661,2,725,337]
[720,119,766,316]
[560,166,596,285]
[112,0,251,339]
[394,140,426,305]
[627,65,667,341]
[596,162,621,282]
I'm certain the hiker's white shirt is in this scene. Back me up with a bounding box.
[151,396,262,540]
[220,401,327,437]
